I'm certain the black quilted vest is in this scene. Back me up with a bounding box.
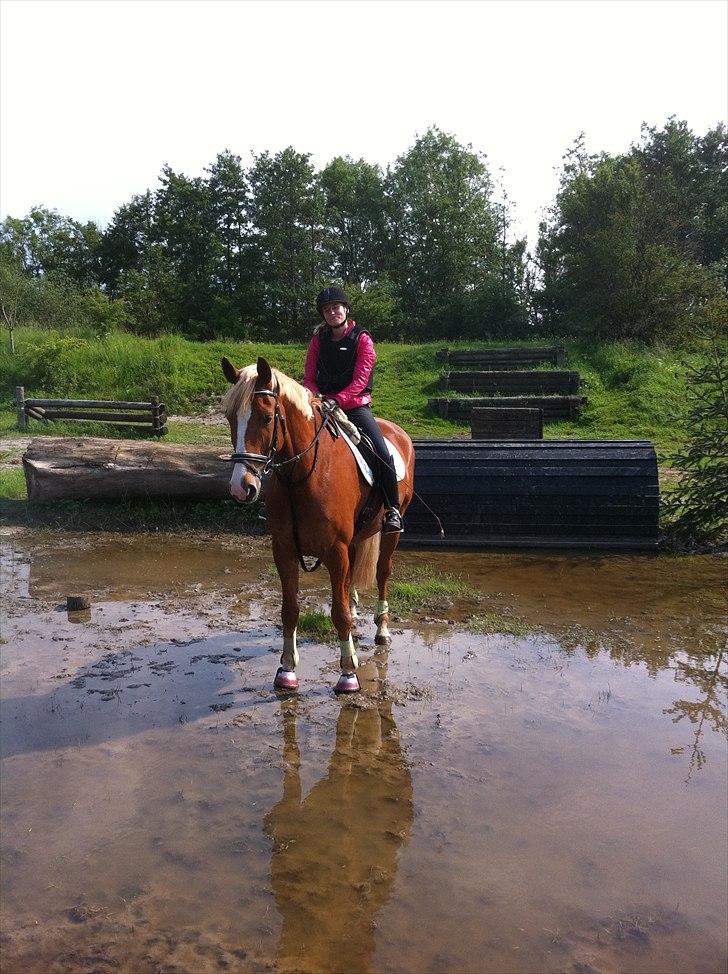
[316,323,374,395]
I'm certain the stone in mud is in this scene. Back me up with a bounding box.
[66,595,91,611]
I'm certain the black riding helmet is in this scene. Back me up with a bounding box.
[316,285,350,318]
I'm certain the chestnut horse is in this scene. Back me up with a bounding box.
[221,356,415,694]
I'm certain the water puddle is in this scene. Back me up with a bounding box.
[1,531,726,973]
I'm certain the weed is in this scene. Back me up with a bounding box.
[389,565,475,612]
[297,610,334,639]
[466,612,532,637]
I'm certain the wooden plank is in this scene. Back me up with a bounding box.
[471,407,543,440]
[15,386,27,430]
[442,346,567,369]
[400,536,658,550]
[403,437,659,548]
[25,398,157,410]
[447,371,580,394]
[40,410,157,424]
[429,396,586,420]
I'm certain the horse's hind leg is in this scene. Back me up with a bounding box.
[326,543,359,694]
[272,540,300,690]
[375,532,400,646]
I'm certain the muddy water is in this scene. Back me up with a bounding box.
[1,532,725,974]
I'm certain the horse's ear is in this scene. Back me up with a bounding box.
[257,357,272,387]
[221,356,240,384]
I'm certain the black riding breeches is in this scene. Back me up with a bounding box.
[344,405,399,509]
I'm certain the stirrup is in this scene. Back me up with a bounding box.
[382,508,403,534]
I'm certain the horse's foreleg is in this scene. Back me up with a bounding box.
[273,541,300,690]
[327,544,359,694]
[375,532,400,646]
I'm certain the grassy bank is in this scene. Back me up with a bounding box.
[1,327,696,452]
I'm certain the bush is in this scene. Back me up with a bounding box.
[662,320,728,544]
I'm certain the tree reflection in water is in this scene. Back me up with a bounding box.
[664,648,727,782]
[264,650,413,973]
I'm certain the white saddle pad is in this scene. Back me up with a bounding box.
[339,429,406,487]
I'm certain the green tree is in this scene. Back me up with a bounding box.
[385,127,509,335]
[0,206,100,285]
[153,166,221,337]
[318,156,389,286]
[535,122,727,342]
[247,147,325,339]
[205,149,259,336]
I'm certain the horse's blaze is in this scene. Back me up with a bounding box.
[229,406,259,503]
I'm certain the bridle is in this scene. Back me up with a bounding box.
[229,388,284,477]
[228,387,334,480]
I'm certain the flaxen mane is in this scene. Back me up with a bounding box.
[222,365,314,421]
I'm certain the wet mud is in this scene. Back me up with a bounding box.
[1,531,726,973]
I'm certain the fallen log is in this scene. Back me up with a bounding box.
[22,436,233,502]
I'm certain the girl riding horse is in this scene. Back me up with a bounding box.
[303,286,403,535]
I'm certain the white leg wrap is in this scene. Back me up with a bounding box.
[349,587,359,619]
[339,634,359,671]
[281,631,299,670]
[375,599,389,621]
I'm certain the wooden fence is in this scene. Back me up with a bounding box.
[429,395,586,421]
[470,407,543,440]
[436,346,567,368]
[15,387,167,435]
[442,370,581,395]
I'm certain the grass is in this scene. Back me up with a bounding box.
[297,610,335,639]
[0,468,27,499]
[466,611,533,637]
[0,329,700,537]
[0,495,262,533]
[0,327,696,453]
[388,564,475,612]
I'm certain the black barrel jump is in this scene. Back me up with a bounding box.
[403,439,659,549]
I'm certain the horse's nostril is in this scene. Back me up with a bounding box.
[246,483,258,502]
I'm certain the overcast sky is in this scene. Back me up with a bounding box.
[1,0,726,249]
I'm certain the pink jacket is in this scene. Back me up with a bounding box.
[303,319,375,411]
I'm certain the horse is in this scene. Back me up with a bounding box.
[221,356,415,694]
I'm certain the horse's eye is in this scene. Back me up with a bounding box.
[263,415,273,426]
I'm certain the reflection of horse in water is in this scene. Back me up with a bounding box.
[264,653,413,973]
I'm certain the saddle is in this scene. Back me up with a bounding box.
[316,400,406,487]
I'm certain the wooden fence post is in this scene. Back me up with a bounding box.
[15,387,26,430]
[151,396,161,435]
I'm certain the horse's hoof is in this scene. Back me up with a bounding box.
[334,673,360,694]
[274,668,299,691]
[375,634,391,646]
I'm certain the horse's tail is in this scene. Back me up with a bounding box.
[351,531,381,591]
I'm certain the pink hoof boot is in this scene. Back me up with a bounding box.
[334,672,360,694]
[274,668,299,691]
